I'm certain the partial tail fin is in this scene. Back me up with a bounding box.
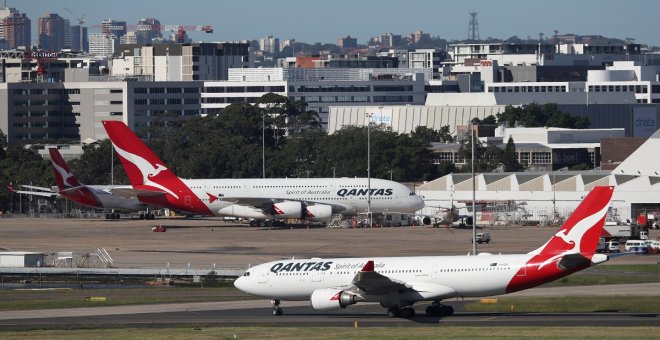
[48,148,82,191]
[101,121,179,188]
[531,186,614,257]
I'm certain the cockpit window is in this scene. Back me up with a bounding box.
[243,272,251,277]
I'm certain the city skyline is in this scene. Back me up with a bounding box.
[16,0,660,48]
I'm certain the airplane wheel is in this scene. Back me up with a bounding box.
[149,213,155,220]
[249,220,257,227]
[105,213,111,220]
[426,305,439,316]
[139,213,145,220]
[442,305,454,316]
[400,307,415,318]
[386,307,400,318]
[272,307,283,316]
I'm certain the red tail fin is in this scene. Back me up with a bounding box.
[101,120,213,215]
[48,148,82,190]
[507,186,614,293]
[101,121,178,188]
[532,186,614,257]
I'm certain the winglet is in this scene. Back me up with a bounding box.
[360,260,375,272]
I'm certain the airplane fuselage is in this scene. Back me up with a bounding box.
[235,252,607,303]
[139,177,424,220]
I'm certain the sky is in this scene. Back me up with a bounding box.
[17,0,660,47]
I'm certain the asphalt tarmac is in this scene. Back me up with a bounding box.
[0,289,658,329]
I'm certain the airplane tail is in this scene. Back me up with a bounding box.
[506,186,614,293]
[531,186,614,257]
[48,148,83,190]
[101,121,179,188]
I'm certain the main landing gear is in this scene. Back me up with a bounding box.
[250,220,286,228]
[387,306,416,318]
[425,301,454,317]
[271,299,283,316]
[105,212,120,220]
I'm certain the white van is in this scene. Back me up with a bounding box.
[624,240,649,252]
[606,240,620,253]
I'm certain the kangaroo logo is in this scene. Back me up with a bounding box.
[51,160,77,189]
[536,203,609,269]
[112,143,179,199]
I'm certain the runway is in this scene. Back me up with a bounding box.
[0,299,657,329]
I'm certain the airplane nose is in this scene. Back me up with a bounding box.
[414,196,425,210]
[234,276,246,291]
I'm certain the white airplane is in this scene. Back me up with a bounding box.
[101,120,424,224]
[234,186,614,317]
[8,148,151,219]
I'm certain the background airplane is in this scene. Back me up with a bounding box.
[9,148,152,220]
[102,120,424,226]
[234,186,613,317]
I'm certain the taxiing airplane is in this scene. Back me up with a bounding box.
[102,120,424,224]
[234,186,613,317]
[9,148,151,219]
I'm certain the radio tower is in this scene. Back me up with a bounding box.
[468,12,479,42]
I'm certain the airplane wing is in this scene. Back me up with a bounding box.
[221,197,348,213]
[7,185,59,198]
[19,185,54,192]
[348,261,456,299]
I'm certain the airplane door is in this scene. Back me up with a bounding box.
[185,195,192,206]
[431,264,439,279]
[312,271,322,283]
[516,263,527,277]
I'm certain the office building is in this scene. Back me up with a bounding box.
[37,13,66,51]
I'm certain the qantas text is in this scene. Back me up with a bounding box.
[270,261,333,273]
[336,188,393,197]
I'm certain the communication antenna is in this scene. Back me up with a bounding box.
[468,12,479,41]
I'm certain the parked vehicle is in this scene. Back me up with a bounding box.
[624,240,649,253]
[606,240,620,253]
[474,232,491,244]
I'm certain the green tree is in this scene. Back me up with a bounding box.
[0,128,7,160]
[410,126,453,144]
[496,103,590,128]
[502,136,524,172]
[69,140,128,185]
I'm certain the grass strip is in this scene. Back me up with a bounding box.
[463,295,660,313]
[0,326,659,339]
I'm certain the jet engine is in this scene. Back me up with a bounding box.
[303,204,333,221]
[271,201,302,219]
[310,288,360,311]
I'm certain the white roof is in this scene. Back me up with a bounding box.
[613,129,660,176]
[0,252,44,256]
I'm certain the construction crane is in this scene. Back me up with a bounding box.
[63,7,85,25]
[90,23,213,43]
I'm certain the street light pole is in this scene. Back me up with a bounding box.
[367,114,372,227]
[471,124,477,255]
[262,111,265,179]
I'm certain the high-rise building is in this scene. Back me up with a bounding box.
[135,18,162,44]
[337,35,357,49]
[69,25,88,52]
[100,18,126,51]
[88,32,116,56]
[0,7,31,49]
[259,35,279,54]
[38,13,66,51]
